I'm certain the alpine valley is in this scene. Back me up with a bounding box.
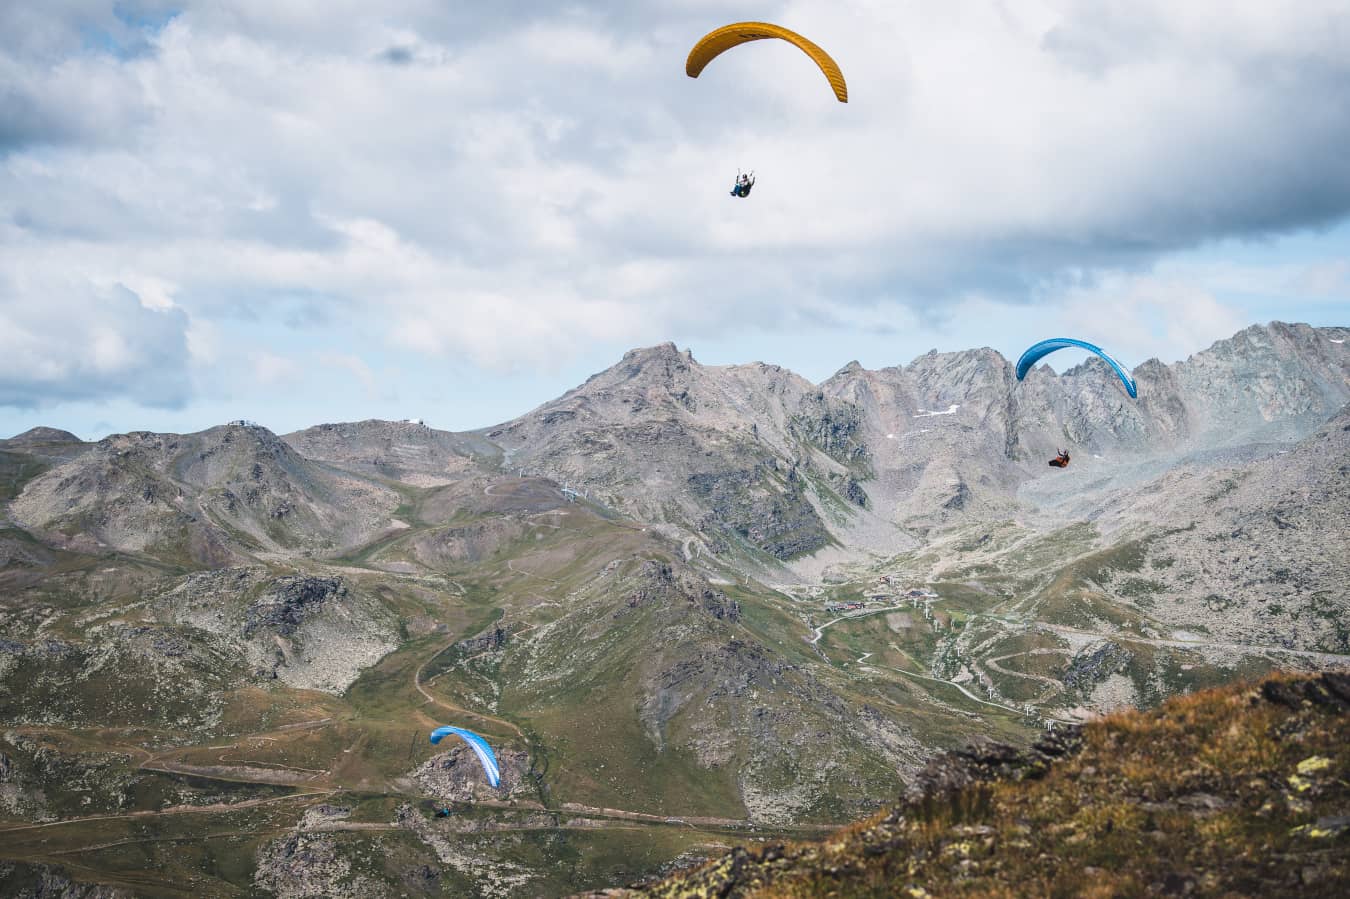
[1,321,1347,897]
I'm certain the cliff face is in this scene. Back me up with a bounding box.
[610,672,1350,898]
[479,344,872,561]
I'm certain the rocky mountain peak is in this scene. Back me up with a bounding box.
[834,360,864,378]
[621,341,694,364]
[908,345,1006,371]
[904,346,1013,411]
[1193,321,1325,363]
[542,344,706,415]
[282,419,491,487]
[1133,357,1168,377]
[1060,355,1121,381]
[609,342,698,386]
[8,420,400,560]
[3,427,83,445]
[1173,323,1350,439]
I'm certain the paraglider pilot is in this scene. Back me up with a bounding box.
[1048,448,1071,468]
[730,170,755,197]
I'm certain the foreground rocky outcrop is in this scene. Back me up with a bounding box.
[596,671,1350,897]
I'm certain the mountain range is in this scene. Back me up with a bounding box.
[0,320,1346,897]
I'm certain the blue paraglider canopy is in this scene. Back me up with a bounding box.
[429,726,501,788]
[1015,338,1137,399]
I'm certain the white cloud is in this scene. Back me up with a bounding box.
[318,351,377,394]
[89,327,133,371]
[250,350,302,387]
[1059,274,1248,365]
[100,274,179,310]
[2,0,1347,416]
[0,271,192,408]
[1294,261,1350,299]
[186,318,220,365]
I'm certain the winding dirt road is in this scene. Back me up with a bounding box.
[414,634,527,740]
[808,605,909,645]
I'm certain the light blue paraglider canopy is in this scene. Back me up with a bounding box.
[1015,338,1137,399]
[429,726,501,788]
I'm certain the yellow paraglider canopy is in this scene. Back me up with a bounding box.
[686,22,847,103]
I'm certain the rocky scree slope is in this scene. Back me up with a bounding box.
[1078,402,1350,653]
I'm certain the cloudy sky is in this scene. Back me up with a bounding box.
[2,0,1348,439]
